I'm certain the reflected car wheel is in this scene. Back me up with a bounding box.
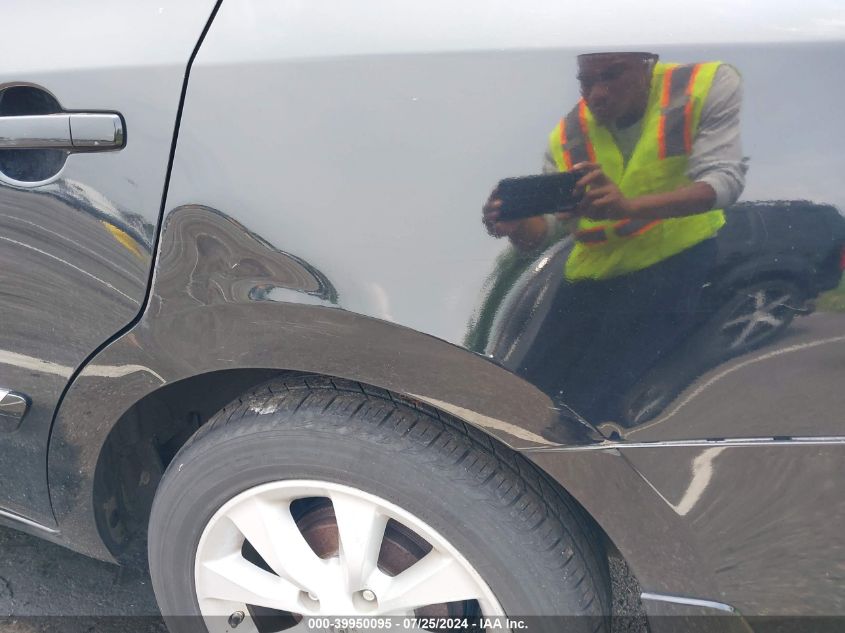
[147,375,610,633]
[712,279,804,356]
[620,279,806,427]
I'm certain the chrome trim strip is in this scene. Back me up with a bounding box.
[640,592,737,613]
[0,508,59,534]
[523,436,845,453]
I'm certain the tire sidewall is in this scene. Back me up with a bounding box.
[149,411,598,632]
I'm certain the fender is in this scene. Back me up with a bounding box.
[47,204,604,560]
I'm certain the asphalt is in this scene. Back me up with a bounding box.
[0,525,165,632]
[0,524,647,633]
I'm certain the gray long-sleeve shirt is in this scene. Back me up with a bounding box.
[543,64,748,209]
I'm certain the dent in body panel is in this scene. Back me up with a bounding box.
[48,204,593,560]
[154,205,338,310]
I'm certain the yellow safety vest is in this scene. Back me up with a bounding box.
[548,61,726,281]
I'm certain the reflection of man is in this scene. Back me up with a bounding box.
[481,52,747,423]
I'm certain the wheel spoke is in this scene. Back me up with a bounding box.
[330,489,389,592]
[722,313,753,330]
[197,553,309,613]
[370,550,482,613]
[757,312,783,327]
[763,293,792,310]
[226,496,330,593]
[731,319,760,348]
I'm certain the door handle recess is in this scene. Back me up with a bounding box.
[0,113,124,150]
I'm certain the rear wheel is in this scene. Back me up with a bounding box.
[148,376,609,633]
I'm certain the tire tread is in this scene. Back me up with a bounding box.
[170,374,610,623]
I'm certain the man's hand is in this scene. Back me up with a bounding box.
[482,189,523,239]
[573,162,638,220]
[481,188,560,251]
[572,162,719,221]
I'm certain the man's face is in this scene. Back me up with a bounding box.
[577,54,652,126]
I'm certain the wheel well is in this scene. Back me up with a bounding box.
[92,368,644,614]
[93,368,281,561]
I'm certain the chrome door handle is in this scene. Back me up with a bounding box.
[0,113,124,150]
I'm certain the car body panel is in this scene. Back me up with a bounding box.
[619,442,845,615]
[0,0,841,620]
[530,441,845,615]
[46,204,598,560]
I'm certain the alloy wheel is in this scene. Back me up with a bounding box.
[194,480,505,632]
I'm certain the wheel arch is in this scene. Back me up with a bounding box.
[96,367,654,621]
[86,368,620,568]
[47,298,602,564]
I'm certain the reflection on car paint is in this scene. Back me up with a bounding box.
[156,205,339,308]
[476,200,845,433]
[0,11,842,621]
[473,52,845,437]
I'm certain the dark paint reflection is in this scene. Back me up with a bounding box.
[621,443,845,615]
[472,51,845,433]
[154,205,338,312]
[0,178,152,522]
[475,200,844,432]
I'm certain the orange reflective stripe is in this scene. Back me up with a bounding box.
[574,225,608,244]
[612,218,661,237]
[576,218,662,244]
[657,66,675,159]
[626,219,661,237]
[561,103,591,166]
[559,117,573,170]
[661,66,674,108]
[659,64,698,159]
[578,100,596,163]
[612,218,635,236]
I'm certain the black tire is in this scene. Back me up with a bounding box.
[148,375,610,633]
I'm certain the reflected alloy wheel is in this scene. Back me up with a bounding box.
[715,280,804,355]
[148,376,610,633]
[194,481,498,632]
